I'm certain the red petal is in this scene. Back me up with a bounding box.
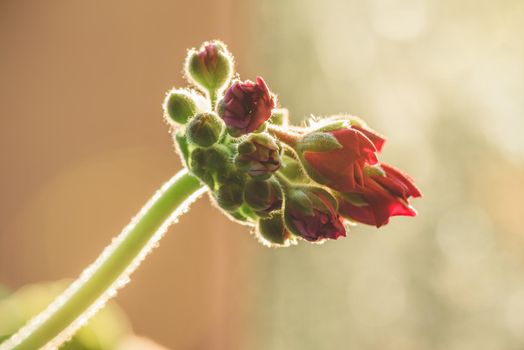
[352,126,386,152]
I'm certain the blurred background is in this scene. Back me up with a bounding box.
[1,0,524,349]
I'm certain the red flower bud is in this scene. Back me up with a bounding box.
[338,163,422,227]
[218,77,275,136]
[298,126,380,192]
[284,187,346,242]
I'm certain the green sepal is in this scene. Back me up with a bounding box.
[286,189,314,216]
[308,187,339,211]
[337,192,368,207]
[279,155,309,183]
[297,132,342,153]
[257,211,291,246]
[312,120,347,132]
[226,210,251,223]
[238,204,259,221]
[244,178,282,212]
[282,207,301,238]
[364,164,386,177]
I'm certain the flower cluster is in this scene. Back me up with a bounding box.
[163,40,421,247]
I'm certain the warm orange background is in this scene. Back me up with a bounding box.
[0,1,259,349]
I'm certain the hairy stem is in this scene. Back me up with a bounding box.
[1,169,204,350]
[267,125,301,147]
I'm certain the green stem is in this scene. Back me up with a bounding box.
[209,89,218,110]
[1,169,204,350]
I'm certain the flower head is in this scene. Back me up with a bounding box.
[284,186,346,242]
[218,77,275,136]
[338,163,422,227]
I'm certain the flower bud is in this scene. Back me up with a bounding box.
[269,108,289,126]
[235,133,281,179]
[215,182,244,212]
[293,124,382,193]
[163,89,204,125]
[283,186,346,242]
[328,115,386,152]
[279,154,308,182]
[217,77,275,136]
[189,148,215,188]
[244,178,282,215]
[257,211,295,247]
[189,145,231,189]
[337,163,422,227]
[185,40,233,93]
[186,112,224,148]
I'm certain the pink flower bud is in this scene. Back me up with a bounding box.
[218,77,275,136]
[338,163,422,227]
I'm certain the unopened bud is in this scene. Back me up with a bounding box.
[215,182,244,212]
[244,178,282,214]
[235,133,281,180]
[279,154,308,182]
[257,211,295,247]
[189,145,231,189]
[163,89,201,125]
[185,40,233,93]
[283,186,346,242]
[217,77,275,136]
[269,108,289,126]
[186,112,224,148]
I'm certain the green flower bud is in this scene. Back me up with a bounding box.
[185,40,233,93]
[244,178,282,214]
[257,211,295,247]
[279,154,309,182]
[186,112,224,148]
[163,89,199,125]
[189,145,231,189]
[215,182,244,212]
[269,108,289,126]
[235,133,281,180]
[189,148,215,188]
